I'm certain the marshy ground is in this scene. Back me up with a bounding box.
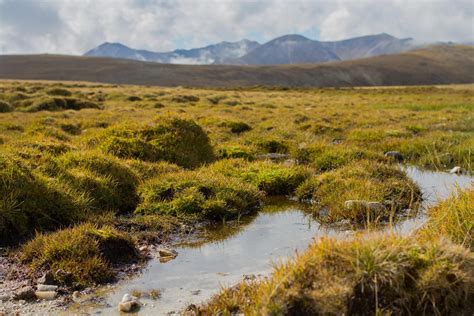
[0,80,472,315]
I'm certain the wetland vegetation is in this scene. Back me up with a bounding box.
[0,80,472,314]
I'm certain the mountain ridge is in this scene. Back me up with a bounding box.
[2,45,473,88]
[84,33,420,65]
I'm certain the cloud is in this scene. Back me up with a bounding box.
[0,0,472,55]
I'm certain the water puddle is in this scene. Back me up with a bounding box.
[79,167,472,315]
[393,166,473,234]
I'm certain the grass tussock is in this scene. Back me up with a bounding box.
[53,151,140,213]
[0,152,88,245]
[200,235,474,315]
[96,117,215,168]
[136,169,262,220]
[20,224,139,287]
[420,187,474,250]
[0,100,13,112]
[209,159,310,195]
[23,97,101,112]
[296,160,421,223]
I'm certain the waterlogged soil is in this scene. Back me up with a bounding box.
[70,167,472,315]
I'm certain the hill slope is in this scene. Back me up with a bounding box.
[1,45,473,88]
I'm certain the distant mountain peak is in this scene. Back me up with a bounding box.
[84,33,423,65]
[272,34,311,42]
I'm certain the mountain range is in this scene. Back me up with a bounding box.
[84,33,417,65]
[3,45,473,87]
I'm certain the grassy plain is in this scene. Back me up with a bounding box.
[0,80,472,310]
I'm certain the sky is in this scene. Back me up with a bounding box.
[0,0,473,55]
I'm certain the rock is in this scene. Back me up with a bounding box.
[13,286,36,301]
[449,166,462,174]
[121,293,133,303]
[37,284,58,292]
[118,293,141,313]
[157,248,178,258]
[34,291,57,300]
[72,291,81,303]
[384,151,403,162]
[118,301,136,313]
[190,290,200,295]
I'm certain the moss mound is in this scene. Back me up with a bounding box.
[46,88,72,96]
[216,145,254,160]
[136,170,262,220]
[296,160,420,223]
[209,159,309,195]
[225,121,252,134]
[257,139,289,154]
[98,117,215,168]
[124,159,182,180]
[296,144,384,171]
[0,100,13,113]
[0,153,87,245]
[24,97,101,112]
[200,235,473,315]
[20,224,139,287]
[54,151,140,213]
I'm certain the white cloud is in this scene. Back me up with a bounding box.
[0,0,472,55]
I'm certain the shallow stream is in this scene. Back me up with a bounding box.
[80,167,472,315]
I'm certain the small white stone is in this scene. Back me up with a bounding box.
[121,293,133,303]
[450,166,462,174]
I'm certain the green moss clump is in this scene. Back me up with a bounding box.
[226,121,252,134]
[20,224,139,287]
[47,88,72,96]
[0,100,13,113]
[54,151,140,213]
[124,159,182,180]
[216,145,254,160]
[257,139,289,154]
[200,236,473,315]
[0,153,87,245]
[209,159,310,195]
[98,117,215,168]
[127,95,142,101]
[296,160,421,223]
[60,123,82,135]
[24,97,101,112]
[296,144,384,171]
[136,170,262,220]
[171,95,199,103]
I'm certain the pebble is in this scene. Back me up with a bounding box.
[449,166,462,174]
[35,291,57,300]
[157,248,178,258]
[118,293,141,313]
[37,284,58,292]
